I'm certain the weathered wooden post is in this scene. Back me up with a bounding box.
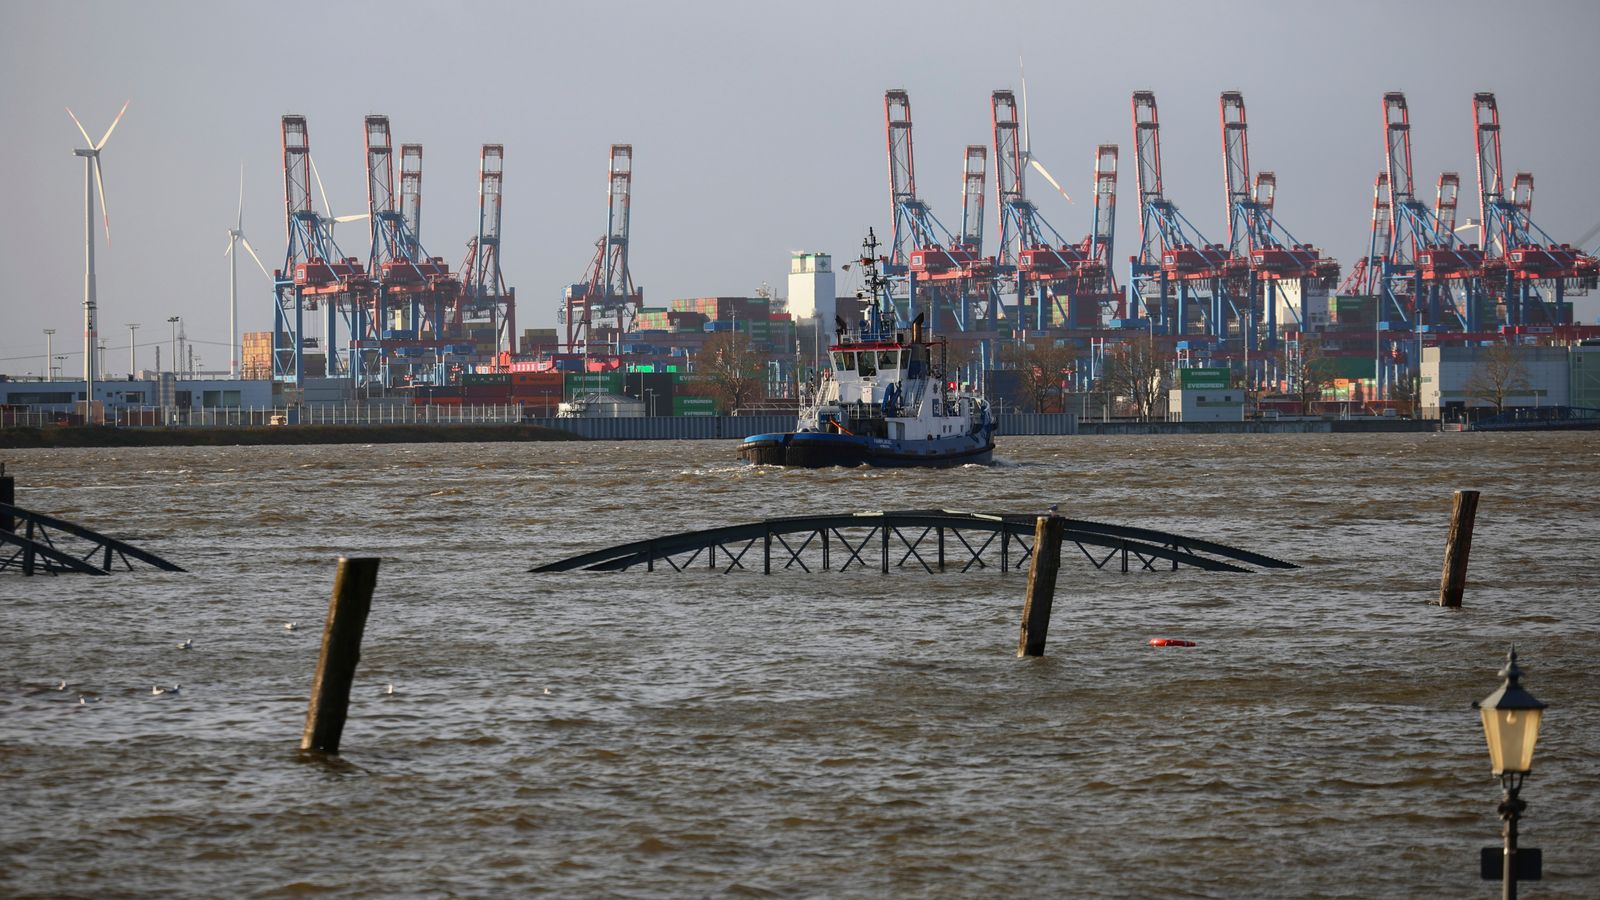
[1017,515,1066,657]
[1438,490,1480,608]
[1,463,14,534]
[301,557,381,754]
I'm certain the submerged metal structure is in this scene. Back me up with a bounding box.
[534,509,1296,575]
[0,503,184,576]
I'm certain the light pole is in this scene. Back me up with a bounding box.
[43,329,56,381]
[1474,647,1547,899]
[127,323,140,377]
[167,317,180,376]
[645,388,655,417]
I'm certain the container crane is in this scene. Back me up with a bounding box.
[1379,92,1479,330]
[882,90,977,329]
[1129,90,1229,338]
[400,144,422,260]
[959,145,986,255]
[1060,143,1124,325]
[992,89,1085,332]
[273,114,366,387]
[457,144,516,358]
[1218,91,1339,348]
[1472,92,1599,326]
[564,144,642,352]
[360,116,455,386]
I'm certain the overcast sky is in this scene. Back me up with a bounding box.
[3,0,1598,375]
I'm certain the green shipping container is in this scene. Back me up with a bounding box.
[1178,367,1230,390]
[673,396,717,416]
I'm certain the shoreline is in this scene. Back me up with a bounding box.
[0,423,589,449]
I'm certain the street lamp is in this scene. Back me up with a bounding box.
[167,316,180,376]
[1473,647,1547,898]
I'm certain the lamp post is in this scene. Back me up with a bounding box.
[167,316,180,376]
[1474,647,1547,899]
[43,329,56,381]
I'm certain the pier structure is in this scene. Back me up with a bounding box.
[533,509,1297,575]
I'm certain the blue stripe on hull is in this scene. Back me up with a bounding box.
[739,431,994,469]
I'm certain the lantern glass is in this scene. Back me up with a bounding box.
[1480,705,1542,775]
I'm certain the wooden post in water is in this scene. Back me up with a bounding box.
[301,557,381,754]
[1017,515,1065,657]
[1438,490,1480,608]
[1,464,14,534]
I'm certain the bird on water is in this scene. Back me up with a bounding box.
[284,622,299,632]
[177,639,193,650]
[152,684,181,696]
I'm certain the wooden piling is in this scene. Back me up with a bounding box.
[1,465,14,534]
[1438,490,1480,608]
[300,557,381,754]
[1017,515,1066,657]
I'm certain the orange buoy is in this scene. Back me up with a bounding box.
[1148,638,1196,648]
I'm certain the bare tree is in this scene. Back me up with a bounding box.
[1289,337,1337,415]
[1100,334,1169,421]
[1002,337,1080,413]
[1464,343,1532,415]
[693,332,766,414]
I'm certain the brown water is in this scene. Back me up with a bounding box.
[2,433,1598,897]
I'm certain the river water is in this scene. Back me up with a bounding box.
[2,433,1597,897]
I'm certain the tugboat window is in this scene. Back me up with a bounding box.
[858,353,877,377]
[879,350,899,370]
[833,351,852,371]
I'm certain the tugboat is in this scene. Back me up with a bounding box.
[739,230,996,468]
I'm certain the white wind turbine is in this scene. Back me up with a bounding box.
[224,164,271,377]
[66,100,128,404]
[1019,59,1073,205]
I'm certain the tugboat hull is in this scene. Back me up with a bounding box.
[739,431,993,469]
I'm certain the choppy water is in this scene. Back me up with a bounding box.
[2,433,1598,897]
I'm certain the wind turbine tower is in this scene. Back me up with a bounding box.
[66,100,128,409]
[224,165,270,377]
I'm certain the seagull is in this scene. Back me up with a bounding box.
[56,680,68,691]
[543,687,552,695]
[177,639,193,650]
[284,622,299,632]
[152,684,180,696]
[385,683,395,696]
[78,695,100,706]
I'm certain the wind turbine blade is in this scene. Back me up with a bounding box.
[236,162,245,229]
[1029,158,1074,204]
[65,107,95,147]
[333,213,369,223]
[224,235,236,257]
[309,155,333,218]
[94,159,112,243]
[240,236,271,277]
[95,100,130,150]
[1019,56,1031,153]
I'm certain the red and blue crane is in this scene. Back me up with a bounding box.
[1378,92,1481,331]
[1218,91,1339,350]
[273,114,367,387]
[1129,91,1230,339]
[1472,92,1599,327]
[457,144,516,358]
[882,89,984,331]
[564,144,641,353]
[358,115,456,387]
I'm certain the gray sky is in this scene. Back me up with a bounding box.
[4,0,1599,375]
